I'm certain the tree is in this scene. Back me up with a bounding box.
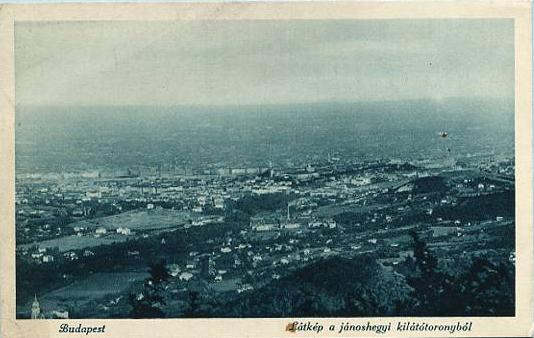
[457,257,514,316]
[404,230,443,315]
[129,260,170,318]
[402,231,515,316]
[148,260,171,284]
[411,230,438,276]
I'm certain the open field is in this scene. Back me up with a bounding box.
[18,272,148,316]
[209,278,242,293]
[18,233,131,252]
[69,208,191,231]
[314,203,386,218]
[18,208,192,252]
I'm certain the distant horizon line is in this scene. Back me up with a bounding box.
[15,95,514,109]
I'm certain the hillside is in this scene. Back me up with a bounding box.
[205,255,410,318]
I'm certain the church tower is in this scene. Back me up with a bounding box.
[31,295,43,319]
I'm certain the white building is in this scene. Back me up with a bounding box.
[179,272,193,281]
[95,227,107,235]
[116,227,131,235]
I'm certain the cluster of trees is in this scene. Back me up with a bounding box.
[229,193,294,217]
[130,231,514,318]
[434,190,515,221]
[398,231,514,316]
[241,232,513,317]
[211,254,406,317]
[410,176,449,194]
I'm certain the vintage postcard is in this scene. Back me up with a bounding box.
[0,1,532,337]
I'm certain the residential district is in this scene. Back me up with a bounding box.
[16,153,515,318]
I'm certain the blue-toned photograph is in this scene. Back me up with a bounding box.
[15,19,515,319]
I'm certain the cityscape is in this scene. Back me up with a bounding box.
[14,19,515,319]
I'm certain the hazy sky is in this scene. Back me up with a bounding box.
[15,19,514,107]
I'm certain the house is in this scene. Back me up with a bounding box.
[64,252,78,261]
[95,227,107,235]
[179,272,193,281]
[237,283,254,293]
[214,198,225,209]
[253,224,275,231]
[31,253,43,260]
[51,310,69,319]
[116,227,131,235]
[83,250,95,257]
[167,264,181,277]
